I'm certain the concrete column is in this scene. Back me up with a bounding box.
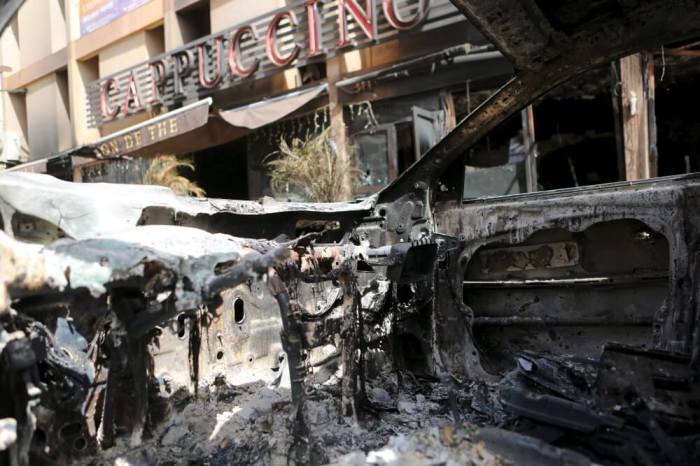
[164,0,181,49]
[67,56,100,145]
[66,0,100,146]
[49,0,68,54]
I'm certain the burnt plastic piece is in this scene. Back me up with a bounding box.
[501,386,624,433]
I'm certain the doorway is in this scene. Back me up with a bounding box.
[193,137,249,199]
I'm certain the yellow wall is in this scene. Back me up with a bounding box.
[97,28,165,136]
[25,74,72,158]
[18,0,67,68]
[210,0,287,33]
[99,29,165,77]
[0,16,28,161]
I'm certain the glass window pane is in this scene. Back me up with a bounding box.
[415,114,437,157]
[357,132,390,187]
[464,162,526,199]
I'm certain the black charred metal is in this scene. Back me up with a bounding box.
[204,247,291,299]
[4,2,700,465]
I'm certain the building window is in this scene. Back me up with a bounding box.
[176,0,211,44]
[354,124,398,193]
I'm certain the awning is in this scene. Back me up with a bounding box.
[2,157,49,174]
[217,84,327,130]
[90,97,213,158]
[2,97,214,175]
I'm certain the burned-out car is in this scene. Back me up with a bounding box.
[2,1,700,465]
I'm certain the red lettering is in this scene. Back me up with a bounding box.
[148,60,167,105]
[100,78,120,119]
[172,50,193,95]
[382,0,430,30]
[197,36,224,88]
[228,26,259,78]
[121,72,143,115]
[266,11,300,67]
[305,0,323,56]
[337,0,376,47]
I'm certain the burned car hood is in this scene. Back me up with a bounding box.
[0,172,376,240]
[0,225,249,310]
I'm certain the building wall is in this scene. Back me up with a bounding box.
[2,0,166,160]
[18,0,51,68]
[210,0,287,33]
[3,0,71,161]
[50,0,69,54]
[0,0,291,161]
[0,15,28,162]
[0,0,466,164]
[25,73,71,157]
[96,27,166,135]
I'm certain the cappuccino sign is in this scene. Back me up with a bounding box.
[87,0,464,127]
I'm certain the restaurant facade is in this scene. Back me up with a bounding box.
[0,0,512,199]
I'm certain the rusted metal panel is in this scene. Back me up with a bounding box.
[476,241,579,275]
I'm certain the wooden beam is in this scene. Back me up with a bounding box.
[646,54,658,178]
[611,61,626,180]
[521,105,538,192]
[326,57,353,200]
[618,53,656,180]
[660,48,700,57]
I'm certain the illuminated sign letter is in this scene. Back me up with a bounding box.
[306,0,323,56]
[382,0,430,30]
[266,11,300,67]
[337,0,376,47]
[100,78,120,119]
[121,72,143,115]
[148,59,167,105]
[228,26,260,78]
[198,36,224,88]
[172,50,194,95]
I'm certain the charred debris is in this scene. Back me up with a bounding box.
[4,1,700,463]
[0,172,698,466]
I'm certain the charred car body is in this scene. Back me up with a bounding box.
[2,1,700,465]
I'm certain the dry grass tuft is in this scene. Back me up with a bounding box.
[266,128,359,202]
[144,154,206,197]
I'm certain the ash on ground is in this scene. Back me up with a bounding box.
[79,367,505,466]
